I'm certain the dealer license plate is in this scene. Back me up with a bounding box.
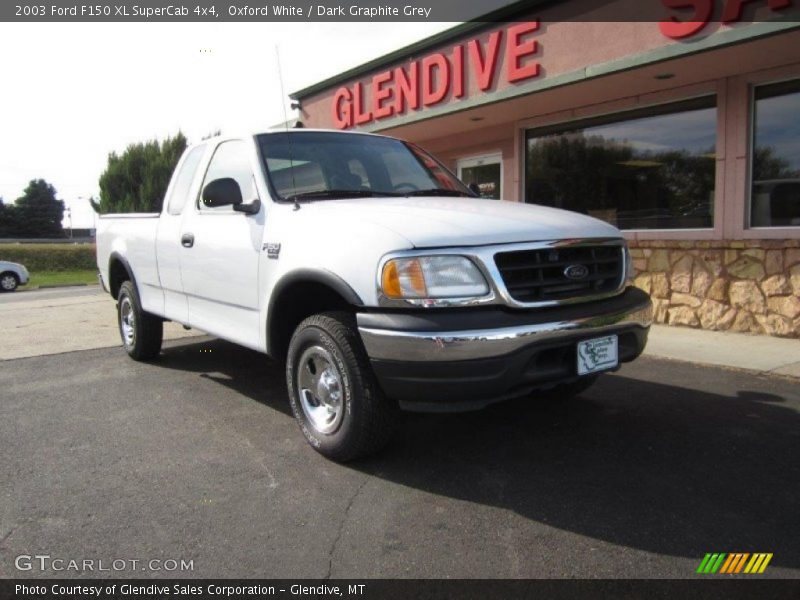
[577,335,619,376]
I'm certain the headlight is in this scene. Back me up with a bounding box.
[381,256,489,299]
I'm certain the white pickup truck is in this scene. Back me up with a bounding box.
[97,129,652,461]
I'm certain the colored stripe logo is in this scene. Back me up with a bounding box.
[697,553,773,574]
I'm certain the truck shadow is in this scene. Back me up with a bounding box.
[156,338,800,569]
[365,366,800,570]
[156,336,293,417]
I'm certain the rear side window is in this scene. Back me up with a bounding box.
[166,145,206,215]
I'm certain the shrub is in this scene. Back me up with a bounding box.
[0,243,96,272]
[98,133,187,213]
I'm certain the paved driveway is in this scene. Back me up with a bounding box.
[1,332,798,578]
[0,286,200,360]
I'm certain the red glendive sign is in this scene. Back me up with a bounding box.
[330,1,794,128]
[332,21,540,129]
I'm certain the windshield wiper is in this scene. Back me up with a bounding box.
[405,188,471,197]
[285,189,401,202]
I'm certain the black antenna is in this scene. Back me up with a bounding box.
[275,45,300,210]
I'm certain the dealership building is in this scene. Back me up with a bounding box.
[291,0,800,337]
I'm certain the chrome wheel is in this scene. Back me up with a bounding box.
[120,296,135,346]
[296,345,344,435]
[0,275,17,291]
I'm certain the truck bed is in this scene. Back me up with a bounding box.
[96,213,162,313]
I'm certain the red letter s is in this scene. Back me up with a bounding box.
[720,0,791,23]
[660,0,714,39]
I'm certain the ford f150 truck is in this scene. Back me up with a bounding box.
[97,129,652,461]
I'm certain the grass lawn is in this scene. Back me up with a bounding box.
[26,270,98,289]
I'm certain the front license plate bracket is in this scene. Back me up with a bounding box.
[577,335,619,376]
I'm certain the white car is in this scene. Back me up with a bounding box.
[97,129,652,461]
[0,261,29,292]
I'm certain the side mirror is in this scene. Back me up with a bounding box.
[202,178,243,208]
[468,182,481,197]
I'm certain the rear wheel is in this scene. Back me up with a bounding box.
[286,312,397,462]
[0,272,19,292]
[117,280,163,361]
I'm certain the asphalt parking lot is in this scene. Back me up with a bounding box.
[1,289,799,578]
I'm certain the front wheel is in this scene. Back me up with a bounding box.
[118,281,163,361]
[0,272,19,292]
[286,312,397,462]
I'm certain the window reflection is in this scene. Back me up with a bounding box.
[525,98,717,230]
[751,80,800,228]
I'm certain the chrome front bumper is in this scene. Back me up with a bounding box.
[358,292,653,363]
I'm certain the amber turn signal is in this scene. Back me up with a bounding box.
[381,258,428,299]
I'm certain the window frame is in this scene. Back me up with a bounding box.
[523,95,719,234]
[195,139,257,214]
[746,77,800,231]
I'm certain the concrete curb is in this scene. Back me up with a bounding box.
[643,324,800,379]
[37,283,89,289]
[23,283,100,291]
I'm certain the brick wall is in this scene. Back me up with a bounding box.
[629,240,800,338]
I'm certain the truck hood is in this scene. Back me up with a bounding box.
[305,196,622,248]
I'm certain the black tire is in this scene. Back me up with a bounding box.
[0,272,19,292]
[117,280,163,361]
[286,312,397,462]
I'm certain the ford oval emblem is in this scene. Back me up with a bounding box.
[564,264,590,280]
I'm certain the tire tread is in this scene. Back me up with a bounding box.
[119,280,163,361]
[287,311,397,461]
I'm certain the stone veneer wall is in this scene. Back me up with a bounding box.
[628,240,800,338]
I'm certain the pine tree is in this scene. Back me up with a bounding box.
[98,132,188,213]
[11,180,65,238]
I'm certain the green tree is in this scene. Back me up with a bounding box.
[752,145,795,181]
[98,132,187,213]
[0,197,14,237]
[11,179,65,238]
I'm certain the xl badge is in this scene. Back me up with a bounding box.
[263,243,281,259]
[564,264,589,280]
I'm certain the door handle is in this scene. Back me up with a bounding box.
[181,233,195,248]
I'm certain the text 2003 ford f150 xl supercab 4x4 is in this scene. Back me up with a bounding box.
[97,130,652,461]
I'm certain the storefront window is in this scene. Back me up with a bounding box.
[750,80,800,228]
[458,154,502,199]
[525,98,717,230]
[461,163,501,199]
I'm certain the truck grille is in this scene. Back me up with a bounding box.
[494,244,624,303]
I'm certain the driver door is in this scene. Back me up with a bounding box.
[178,139,264,350]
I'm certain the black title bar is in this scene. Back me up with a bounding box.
[5,0,800,22]
[2,579,800,600]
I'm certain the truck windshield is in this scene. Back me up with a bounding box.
[258,131,474,202]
